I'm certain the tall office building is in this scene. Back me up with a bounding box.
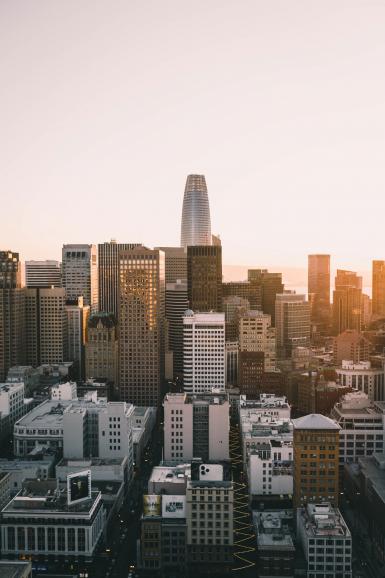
[65,296,90,379]
[180,174,212,248]
[183,310,225,394]
[308,254,330,334]
[223,296,250,341]
[372,260,385,318]
[25,287,67,366]
[62,244,98,312]
[98,240,140,317]
[25,260,62,288]
[293,414,340,507]
[0,251,25,381]
[155,247,187,284]
[187,245,222,312]
[239,310,276,371]
[275,293,311,359]
[247,269,284,325]
[222,281,262,311]
[118,246,165,406]
[165,279,188,378]
[85,313,118,384]
[333,269,362,335]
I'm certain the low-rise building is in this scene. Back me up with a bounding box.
[50,381,77,401]
[0,479,106,561]
[0,457,55,495]
[331,391,385,465]
[0,561,32,578]
[0,382,26,440]
[297,503,352,578]
[253,509,295,578]
[336,361,385,401]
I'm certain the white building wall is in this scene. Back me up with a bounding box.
[163,394,193,462]
[63,409,86,459]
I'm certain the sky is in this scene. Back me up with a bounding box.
[1,0,385,282]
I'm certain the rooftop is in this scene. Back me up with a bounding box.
[0,561,32,578]
[292,414,340,431]
[253,510,295,550]
[149,464,191,485]
[299,503,350,537]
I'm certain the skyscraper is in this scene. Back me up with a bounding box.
[166,279,188,378]
[62,244,98,312]
[25,260,62,288]
[180,174,212,248]
[187,245,222,312]
[0,251,25,381]
[275,293,311,359]
[25,287,67,366]
[118,246,165,406]
[308,254,331,334]
[247,269,284,325]
[65,296,90,379]
[372,260,385,318]
[155,247,187,284]
[183,310,225,394]
[98,240,140,317]
[333,269,362,335]
[238,310,276,371]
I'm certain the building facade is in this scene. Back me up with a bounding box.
[85,313,118,384]
[118,246,165,406]
[25,260,62,288]
[65,296,89,379]
[308,254,330,335]
[62,244,98,312]
[275,293,310,360]
[187,245,222,313]
[165,279,188,379]
[183,311,225,394]
[180,174,212,249]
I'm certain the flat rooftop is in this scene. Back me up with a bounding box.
[0,561,32,578]
[299,504,350,537]
[253,510,295,550]
[149,464,191,484]
[58,457,125,467]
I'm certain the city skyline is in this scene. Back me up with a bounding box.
[1,0,385,270]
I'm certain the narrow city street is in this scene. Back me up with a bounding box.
[230,423,256,576]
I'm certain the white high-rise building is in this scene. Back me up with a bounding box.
[183,311,225,394]
[180,174,212,248]
[163,392,229,463]
[62,244,98,312]
[25,260,62,288]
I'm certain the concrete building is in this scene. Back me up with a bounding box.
[65,296,89,379]
[225,341,238,386]
[345,453,385,565]
[223,295,249,341]
[333,269,362,335]
[297,503,352,578]
[239,310,276,371]
[180,174,212,248]
[0,457,55,494]
[25,260,62,288]
[372,260,385,319]
[183,311,225,394]
[253,510,295,578]
[293,414,340,507]
[247,270,284,326]
[336,360,385,401]
[13,395,135,483]
[165,279,188,378]
[1,479,105,561]
[308,254,331,335]
[222,281,262,311]
[0,382,26,440]
[85,313,118,384]
[187,245,222,313]
[118,246,165,406]
[0,251,25,382]
[238,350,265,398]
[297,373,351,416]
[50,381,77,401]
[6,365,39,395]
[25,287,67,366]
[62,244,98,312]
[186,460,233,572]
[156,246,187,284]
[333,329,371,365]
[98,240,140,317]
[331,390,385,465]
[275,293,310,360]
[163,392,229,463]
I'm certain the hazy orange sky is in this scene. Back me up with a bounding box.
[1,0,385,275]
